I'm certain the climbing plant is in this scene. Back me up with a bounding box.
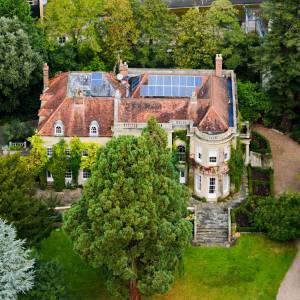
[70,137,83,185]
[228,138,244,192]
[80,142,100,171]
[48,140,68,191]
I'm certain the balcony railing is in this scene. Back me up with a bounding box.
[114,122,173,130]
[194,128,235,142]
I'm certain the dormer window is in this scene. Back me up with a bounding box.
[54,120,64,136]
[89,121,99,136]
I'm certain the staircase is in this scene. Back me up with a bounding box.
[193,203,229,247]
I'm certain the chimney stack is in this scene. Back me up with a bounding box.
[119,60,128,78]
[43,63,49,92]
[215,54,223,77]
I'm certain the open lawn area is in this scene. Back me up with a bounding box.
[38,229,296,300]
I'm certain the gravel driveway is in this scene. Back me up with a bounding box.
[252,124,300,195]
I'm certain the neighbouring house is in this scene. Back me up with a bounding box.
[37,54,250,202]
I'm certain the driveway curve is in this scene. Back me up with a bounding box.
[252,124,300,195]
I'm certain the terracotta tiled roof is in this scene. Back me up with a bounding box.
[37,70,231,137]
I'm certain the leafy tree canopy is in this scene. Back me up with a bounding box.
[0,219,34,299]
[0,17,42,113]
[64,118,192,299]
[237,80,272,124]
[260,0,300,131]
[0,154,59,246]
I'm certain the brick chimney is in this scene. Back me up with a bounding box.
[43,63,49,91]
[215,54,223,77]
[119,60,128,78]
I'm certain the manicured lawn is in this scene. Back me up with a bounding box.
[39,229,296,300]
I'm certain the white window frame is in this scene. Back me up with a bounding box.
[208,150,218,165]
[223,173,229,194]
[195,174,202,192]
[65,170,72,179]
[54,120,64,136]
[224,146,230,162]
[208,177,216,198]
[195,144,202,163]
[83,169,91,179]
[177,145,186,162]
[89,121,99,137]
[46,147,53,157]
[82,150,89,157]
[65,149,71,156]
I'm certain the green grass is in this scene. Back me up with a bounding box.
[38,230,296,300]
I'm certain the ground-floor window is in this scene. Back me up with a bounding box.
[223,173,229,193]
[83,169,91,179]
[195,174,202,192]
[208,177,216,196]
[65,170,72,179]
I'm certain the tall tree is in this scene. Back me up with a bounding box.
[131,0,177,68]
[0,154,59,246]
[64,118,191,299]
[0,219,34,300]
[0,17,42,113]
[173,8,216,68]
[96,0,139,68]
[260,0,300,131]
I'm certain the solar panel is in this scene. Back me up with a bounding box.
[140,75,202,98]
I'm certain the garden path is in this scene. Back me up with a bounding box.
[252,124,300,195]
[277,240,300,300]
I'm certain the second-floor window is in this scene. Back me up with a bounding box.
[208,150,218,165]
[46,147,52,157]
[89,121,99,136]
[195,144,202,163]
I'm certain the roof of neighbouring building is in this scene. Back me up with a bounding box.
[37,69,234,137]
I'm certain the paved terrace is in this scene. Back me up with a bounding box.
[168,0,263,9]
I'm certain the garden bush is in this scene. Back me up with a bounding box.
[250,131,271,155]
[254,193,300,241]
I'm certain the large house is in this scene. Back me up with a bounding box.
[37,55,250,202]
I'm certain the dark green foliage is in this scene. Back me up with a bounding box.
[250,131,271,155]
[3,119,34,143]
[237,81,272,124]
[20,260,67,300]
[0,155,60,246]
[70,138,82,186]
[248,166,273,196]
[254,193,300,241]
[131,0,177,68]
[48,140,68,191]
[0,0,32,23]
[0,17,42,113]
[64,118,192,298]
[260,0,300,132]
[228,139,244,192]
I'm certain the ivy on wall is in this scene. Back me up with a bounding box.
[228,138,244,192]
[80,142,100,171]
[70,137,83,185]
[48,140,68,192]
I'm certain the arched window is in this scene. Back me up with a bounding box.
[89,121,99,136]
[54,120,64,136]
[177,145,186,162]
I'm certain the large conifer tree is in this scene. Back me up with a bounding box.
[64,118,192,299]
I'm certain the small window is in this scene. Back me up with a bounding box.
[208,150,218,165]
[58,36,66,45]
[195,174,202,192]
[83,169,91,179]
[82,150,89,157]
[89,121,99,136]
[54,120,64,136]
[177,145,186,162]
[224,146,230,161]
[65,149,71,156]
[47,147,52,157]
[195,144,202,163]
[55,126,62,134]
[65,170,72,179]
[209,177,216,195]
